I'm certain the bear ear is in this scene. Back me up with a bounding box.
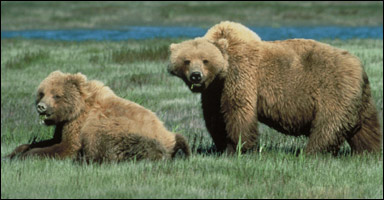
[169,43,178,51]
[215,38,228,51]
[66,72,87,90]
[49,70,65,77]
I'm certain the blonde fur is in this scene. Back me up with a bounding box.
[204,21,261,43]
[168,22,382,155]
[7,71,190,161]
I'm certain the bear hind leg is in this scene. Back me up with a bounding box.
[305,113,348,155]
[305,130,346,156]
[115,134,168,161]
[171,133,191,158]
[347,105,382,154]
[81,133,169,163]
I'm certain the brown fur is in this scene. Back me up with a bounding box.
[7,71,190,161]
[168,21,382,155]
[77,133,168,163]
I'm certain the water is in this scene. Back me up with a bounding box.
[1,26,382,41]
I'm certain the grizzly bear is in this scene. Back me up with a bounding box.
[7,71,190,162]
[167,21,382,155]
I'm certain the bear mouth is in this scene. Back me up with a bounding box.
[189,83,204,93]
[190,83,202,89]
[39,113,52,125]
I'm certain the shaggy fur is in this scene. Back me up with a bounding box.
[204,21,261,43]
[77,133,168,163]
[7,71,190,161]
[168,21,382,155]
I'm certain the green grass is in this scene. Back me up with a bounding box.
[1,1,383,30]
[1,154,382,198]
[1,2,383,198]
[1,38,383,199]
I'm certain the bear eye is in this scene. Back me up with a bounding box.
[53,95,61,100]
[38,92,44,98]
[184,60,190,65]
[203,60,209,64]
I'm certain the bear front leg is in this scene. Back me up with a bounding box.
[223,109,259,154]
[21,143,74,159]
[6,136,62,159]
[6,144,31,159]
[221,82,259,154]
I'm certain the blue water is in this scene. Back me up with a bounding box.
[1,26,382,41]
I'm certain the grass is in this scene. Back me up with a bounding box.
[1,154,382,198]
[1,1,383,30]
[1,38,383,199]
[1,1,383,199]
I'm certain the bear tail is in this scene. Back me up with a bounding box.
[172,134,191,158]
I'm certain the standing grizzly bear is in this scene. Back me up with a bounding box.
[167,21,382,155]
[7,71,190,162]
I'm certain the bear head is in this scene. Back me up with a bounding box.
[36,71,87,125]
[168,38,229,93]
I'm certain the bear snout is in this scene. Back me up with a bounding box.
[36,102,53,117]
[189,71,203,83]
[36,102,48,114]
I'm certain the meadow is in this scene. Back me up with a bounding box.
[1,38,383,199]
[1,1,383,199]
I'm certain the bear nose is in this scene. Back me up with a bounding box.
[190,72,202,83]
[37,102,47,114]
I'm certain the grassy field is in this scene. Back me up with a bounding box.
[1,1,383,199]
[1,38,383,199]
[1,1,383,29]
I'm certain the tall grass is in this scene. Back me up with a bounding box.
[1,38,383,198]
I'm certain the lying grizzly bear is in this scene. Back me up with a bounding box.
[168,21,382,155]
[7,71,190,162]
